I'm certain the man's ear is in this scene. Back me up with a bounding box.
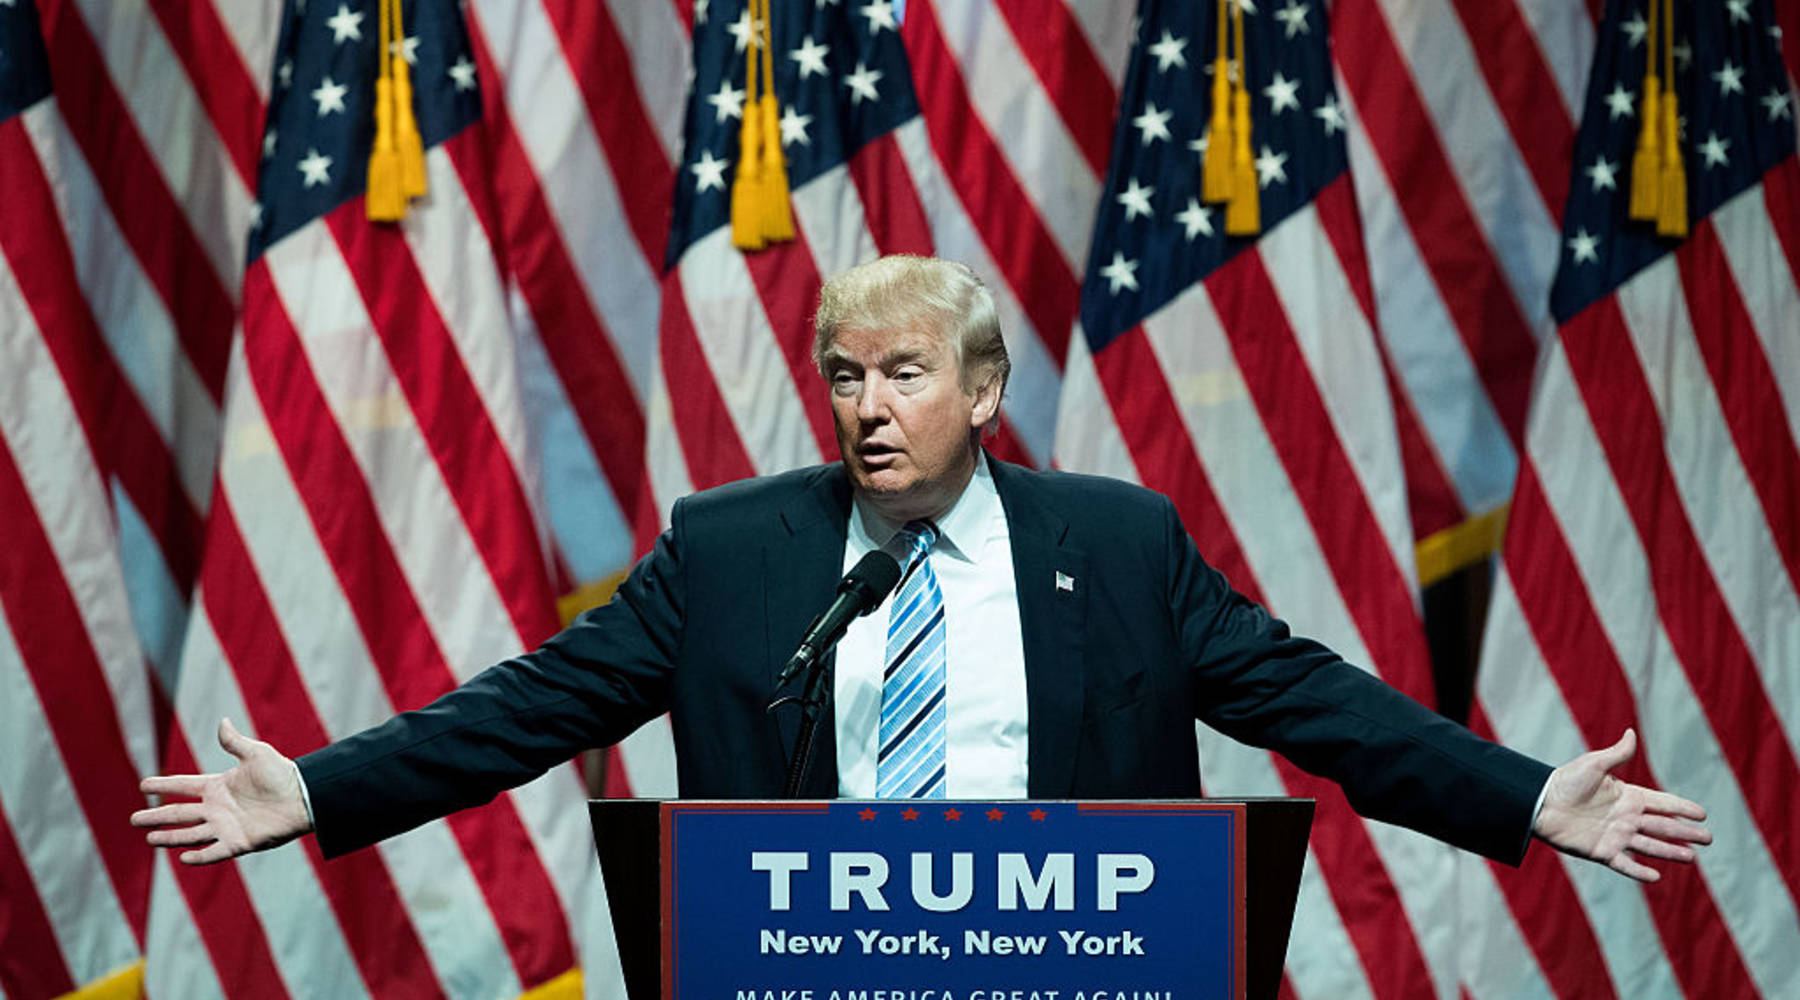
[968,374,1002,429]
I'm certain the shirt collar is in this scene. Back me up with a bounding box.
[849,451,1001,564]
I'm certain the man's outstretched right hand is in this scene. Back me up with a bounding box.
[131,718,313,865]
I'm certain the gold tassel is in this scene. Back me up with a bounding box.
[1656,78,1686,236]
[730,0,765,249]
[754,0,793,243]
[392,0,427,200]
[1201,1,1233,203]
[1628,0,1661,221]
[365,0,404,220]
[1654,0,1685,237]
[1225,0,1259,235]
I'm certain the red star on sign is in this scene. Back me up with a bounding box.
[985,808,1005,821]
[901,808,920,821]
[858,808,878,821]
[943,808,963,821]
[1028,808,1048,822]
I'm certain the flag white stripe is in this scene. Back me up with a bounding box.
[169,610,376,1000]
[676,233,828,475]
[0,615,139,986]
[603,0,691,164]
[1258,205,1417,589]
[142,854,226,1000]
[20,102,218,512]
[1523,342,1800,996]
[1452,853,1556,1000]
[1614,261,1800,747]
[1515,0,1596,116]
[1340,85,1522,517]
[1061,0,1134,91]
[209,0,279,104]
[930,0,1103,274]
[469,0,663,401]
[70,0,251,289]
[1051,330,1136,482]
[789,160,884,275]
[1711,186,1800,446]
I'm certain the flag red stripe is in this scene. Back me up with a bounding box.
[981,416,1030,467]
[37,0,233,400]
[1088,327,1249,584]
[904,1,1077,366]
[1445,0,1575,226]
[989,0,1116,175]
[198,495,449,1000]
[847,131,935,256]
[0,799,76,999]
[323,206,562,645]
[1502,459,1760,997]
[0,436,152,942]
[1467,703,1621,1000]
[1314,171,1468,539]
[465,20,648,517]
[742,239,837,459]
[659,271,758,491]
[537,0,674,266]
[144,0,264,186]
[154,719,293,1000]
[1207,246,1434,702]
[1677,218,1800,595]
[1332,0,1538,446]
[1762,157,1800,293]
[0,119,205,593]
[241,260,579,986]
[1563,299,1800,903]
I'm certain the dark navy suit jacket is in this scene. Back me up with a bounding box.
[301,458,1550,862]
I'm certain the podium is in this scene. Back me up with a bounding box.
[592,799,1312,1000]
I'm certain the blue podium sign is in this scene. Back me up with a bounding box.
[662,802,1245,1000]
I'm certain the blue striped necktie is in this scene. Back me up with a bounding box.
[877,520,947,799]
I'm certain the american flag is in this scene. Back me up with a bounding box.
[3,0,1797,998]
[1470,0,1800,997]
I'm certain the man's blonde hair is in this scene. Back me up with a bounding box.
[813,255,1011,397]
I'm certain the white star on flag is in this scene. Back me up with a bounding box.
[690,149,728,192]
[1116,177,1154,221]
[1175,198,1215,240]
[447,55,476,91]
[1254,145,1289,187]
[1313,93,1345,134]
[263,127,277,158]
[707,79,746,122]
[727,10,758,52]
[326,3,363,44]
[1133,103,1173,145]
[1148,30,1187,72]
[390,35,420,66]
[779,105,812,146]
[844,62,882,104]
[1605,84,1635,120]
[860,1,897,34]
[1099,251,1139,293]
[1764,88,1794,121]
[1699,131,1730,168]
[1621,12,1647,46]
[1264,72,1301,115]
[1727,0,1751,24]
[1187,133,1209,164]
[1586,156,1618,191]
[1713,61,1745,97]
[1567,227,1599,263]
[1275,1,1310,39]
[297,147,333,187]
[790,35,829,79]
[311,76,348,116]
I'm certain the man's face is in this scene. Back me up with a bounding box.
[823,324,1000,522]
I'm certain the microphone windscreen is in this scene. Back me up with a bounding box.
[845,549,903,609]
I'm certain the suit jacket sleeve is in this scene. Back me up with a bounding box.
[297,498,691,858]
[1163,498,1551,864]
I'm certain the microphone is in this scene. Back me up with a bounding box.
[774,548,904,688]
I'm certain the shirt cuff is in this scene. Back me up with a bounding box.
[293,759,317,830]
[1524,774,1551,852]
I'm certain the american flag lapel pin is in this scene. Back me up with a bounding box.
[1055,571,1075,593]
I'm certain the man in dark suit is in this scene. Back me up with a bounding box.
[134,255,1709,883]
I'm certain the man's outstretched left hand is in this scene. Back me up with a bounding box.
[1533,728,1711,882]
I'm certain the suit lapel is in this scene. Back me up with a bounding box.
[764,466,852,797]
[991,460,1088,797]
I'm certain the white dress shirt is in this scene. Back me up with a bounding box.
[833,454,1031,797]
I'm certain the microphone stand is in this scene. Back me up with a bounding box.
[767,625,834,799]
